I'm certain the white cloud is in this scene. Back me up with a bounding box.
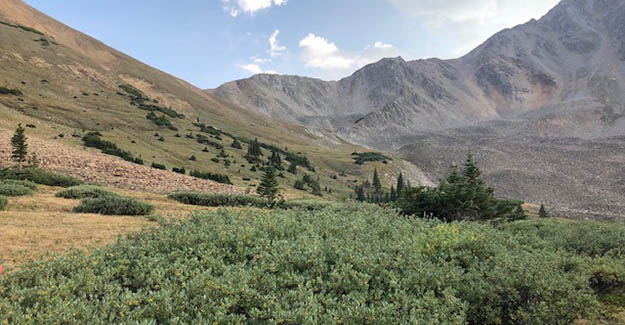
[374,41,393,49]
[269,30,287,57]
[239,63,279,75]
[298,33,354,69]
[222,0,288,17]
[240,63,263,74]
[387,0,559,55]
[296,33,406,80]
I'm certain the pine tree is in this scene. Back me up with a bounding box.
[509,204,527,221]
[269,150,283,170]
[463,152,482,186]
[539,204,550,218]
[372,168,382,193]
[257,167,280,202]
[287,161,297,174]
[390,186,397,202]
[396,173,405,196]
[231,138,243,149]
[355,186,366,202]
[11,124,28,167]
[218,149,228,158]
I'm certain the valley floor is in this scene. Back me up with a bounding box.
[0,185,216,269]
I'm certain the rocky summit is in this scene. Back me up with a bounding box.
[212,0,625,218]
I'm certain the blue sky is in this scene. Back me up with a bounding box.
[24,0,560,89]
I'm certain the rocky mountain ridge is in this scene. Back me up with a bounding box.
[212,0,625,218]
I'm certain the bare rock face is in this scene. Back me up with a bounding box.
[211,0,625,218]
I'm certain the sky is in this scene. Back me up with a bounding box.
[25,0,560,89]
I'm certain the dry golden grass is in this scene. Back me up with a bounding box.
[0,185,214,269]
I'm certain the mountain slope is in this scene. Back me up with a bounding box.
[212,0,625,217]
[0,0,425,198]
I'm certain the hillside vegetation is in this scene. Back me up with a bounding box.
[1,205,623,324]
[0,0,418,200]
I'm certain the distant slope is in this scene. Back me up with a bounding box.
[0,0,427,198]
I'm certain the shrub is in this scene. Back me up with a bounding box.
[0,87,23,96]
[0,195,7,211]
[168,192,329,211]
[172,167,186,175]
[0,168,82,187]
[151,162,166,170]
[0,179,37,191]
[0,205,603,323]
[0,183,33,196]
[352,152,391,165]
[56,185,119,199]
[74,196,154,216]
[82,132,140,164]
[168,192,269,208]
[189,170,232,185]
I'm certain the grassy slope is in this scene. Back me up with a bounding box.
[0,0,408,200]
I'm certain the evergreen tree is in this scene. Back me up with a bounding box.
[390,186,397,202]
[539,204,550,218]
[396,173,405,195]
[287,161,297,174]
[257,167,280,202]
[269,150,283,170]
[509,205,527,221]
[355,186,366,202]
[218,149,228,158]
[231,138,243,149]
[11,124,28,167]
[372,168,382,193]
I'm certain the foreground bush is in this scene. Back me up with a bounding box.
[0,168,83,187]
[0,195,7,210]
[0,183,33,196]
[0,205,604,323]
[56,185,119,199]
[74,196,154,216]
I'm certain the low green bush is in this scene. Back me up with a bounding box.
[189,171,232,185]
[0,205,604,323]
[501,219,625,258]
[168,192,268,208]
[168,192,331,211]
[74,196,154,216]
[0,168,83,187]
[0,86,23,96]
[0,179,37,191]
[0,195,7,210]
[151,162,166,170]
[0,183,33,196]
[56,185,119,199]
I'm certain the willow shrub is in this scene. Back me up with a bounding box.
[0,168,82,187]
[73,196,154,216]
[0,205,603,324]
[0,183,33,196]
[168,192,329,211]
